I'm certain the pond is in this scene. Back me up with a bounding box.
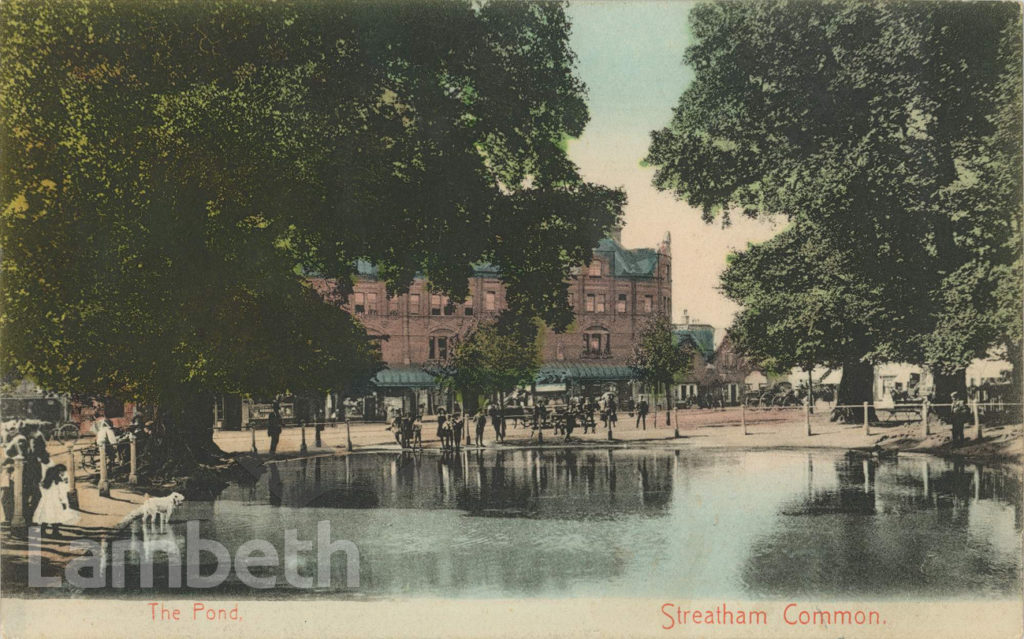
[99,448,1024,599]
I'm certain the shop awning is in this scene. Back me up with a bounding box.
[536,363,635,384]
[371,367,437,389]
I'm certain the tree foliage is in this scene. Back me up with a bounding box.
[434,320,541,398]
[628,313,691,393]
[720,222,880,374]
[0,1,623,429]
[647,0,1021,384]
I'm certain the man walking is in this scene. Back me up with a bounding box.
[267,403,283,454]
[635,397,649,430]
[475,410,487,447]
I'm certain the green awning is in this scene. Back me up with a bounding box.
[371,367,437,388]
[536,363,635,384]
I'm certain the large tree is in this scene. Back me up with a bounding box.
[0,0,623,468]
[629,313,692,421]
[433,319,541,413]
[720,222,881,419]
[647,0,1021,406]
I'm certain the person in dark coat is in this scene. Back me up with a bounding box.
[4,421,49,522]
[488,402,503,443]
[950,392,969,446]
[452,408,464,451]
[635,398,649,430]
[267,404,283,453]
[436,408,449,450]
[474,410,487,447]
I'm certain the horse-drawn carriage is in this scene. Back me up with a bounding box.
[744,382,805,409]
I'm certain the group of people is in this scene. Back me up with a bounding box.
[387,406,424,450]
[383,391,630,450]
[92,411,151,464]
[1,420,79,535]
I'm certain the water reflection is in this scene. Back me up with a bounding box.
[164,450,1022,598]
[219,449,677,519]
[744,453,1022,598]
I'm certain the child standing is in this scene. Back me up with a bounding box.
[34,464,79,537]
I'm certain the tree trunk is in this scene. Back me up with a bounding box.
[932,368,966,422]
[835,359,877,423]
[137,388,227,483]
[805,369,813,414]
[663,379,671,425]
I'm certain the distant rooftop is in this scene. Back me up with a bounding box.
[594,237,660,278]
[351,235,661,281]
[354,260,499,281]
[673,324,715,360]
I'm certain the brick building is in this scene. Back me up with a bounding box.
[312,230,673,416]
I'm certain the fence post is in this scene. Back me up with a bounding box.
[250,423,258,454]
[804,398,812,436]
[863,401,869,435]
[300,421,308,454]
[315,421,323,448]
[922,399,930,436]
[741,401,748,436]
[98,442,110,498]
[128,435,138,485]
[673,408,679,439]
[345,417,353,452]
[10,455,25,527]
[66,445,78,509]
[972,399,982,440]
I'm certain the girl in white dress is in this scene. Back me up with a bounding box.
[33,463,80,536]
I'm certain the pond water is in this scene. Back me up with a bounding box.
[142,448,1021,599]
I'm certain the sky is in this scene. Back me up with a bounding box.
[565,1,780,344]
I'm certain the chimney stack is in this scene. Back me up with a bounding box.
[610,224,623,244]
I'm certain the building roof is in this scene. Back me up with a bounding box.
[673,325,715,360]
[371,367,437,388]
[536,363,635,383]
[355,260,499,281]
[354,237,659,282]
[594,237,659,278]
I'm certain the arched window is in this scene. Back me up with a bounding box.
[582,326,611,358]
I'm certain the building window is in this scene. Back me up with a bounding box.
[485,291,496,311]
[585,294,595,312]
[388,297,401,316]
[589,261,602,277]
[643,295,653,313]
[616,294,627,313]
[409,293,420,314]
[582,330,611,357]
[568,292,575,308]
[464,295,473,316]
[353,292,365,314]
[429,335,450,361]
[596,293,606,313]
[366,292,378,315]
[431,294,442,316]
[443,299,455,316]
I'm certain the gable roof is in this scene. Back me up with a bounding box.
[595,237,659,278]
[673,324,715,360]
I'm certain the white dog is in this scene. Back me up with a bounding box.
[121,492,185,528]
